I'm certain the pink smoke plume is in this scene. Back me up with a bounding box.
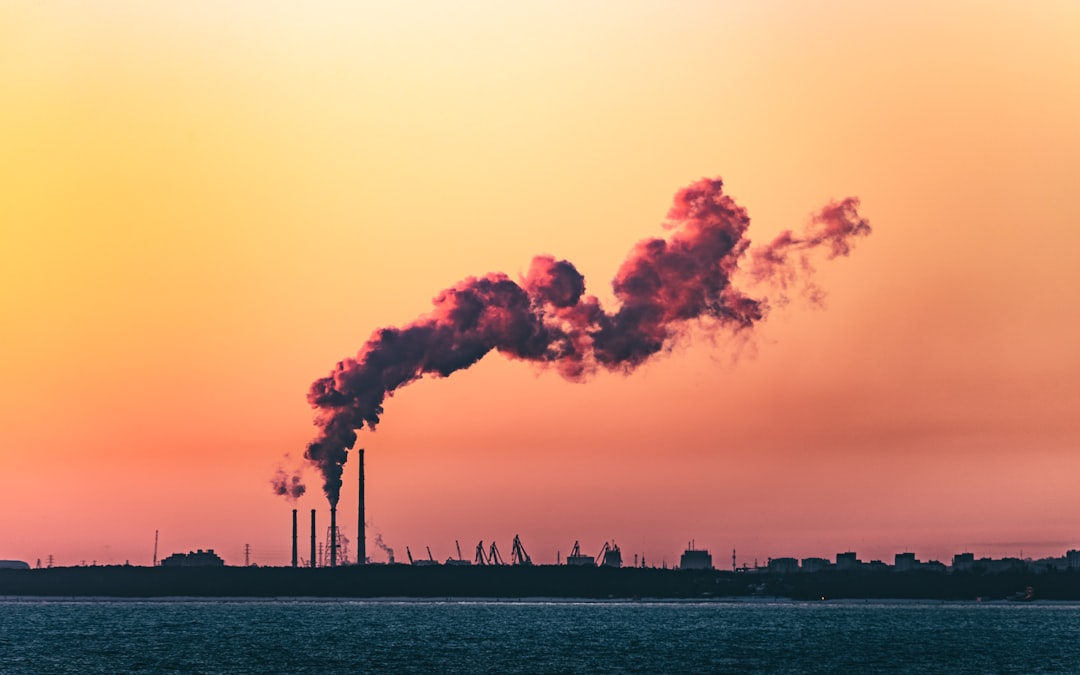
[301,177,870,505]
[748,196,872,305]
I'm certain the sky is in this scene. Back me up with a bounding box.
[2,0,1079,569]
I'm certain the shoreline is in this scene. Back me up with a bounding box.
[4,565,1080,601]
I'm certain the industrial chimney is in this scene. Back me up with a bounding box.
[291,509,298,568]
[358,448,366,565]
[310,509,316,569]
[330,506,337,567]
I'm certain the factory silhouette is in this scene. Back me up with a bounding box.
[273,450,1080,579]
[6,455,1080,600]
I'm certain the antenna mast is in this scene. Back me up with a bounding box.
[153,530,159,567]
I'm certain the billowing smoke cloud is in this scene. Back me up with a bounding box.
[270,466,305,501]
[303,177,870,505]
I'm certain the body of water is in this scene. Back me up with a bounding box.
[2,598,1079,673]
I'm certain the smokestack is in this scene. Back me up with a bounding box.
[358,448,365,565]
[310,509,316,569]
[291,509,298,568]
[330,506,338,567]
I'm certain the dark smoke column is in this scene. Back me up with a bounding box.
[302,177,870,505]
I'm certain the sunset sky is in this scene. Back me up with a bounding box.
[3,1,1079,569]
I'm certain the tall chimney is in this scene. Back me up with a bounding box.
[330,506,338,567]
[310,509,316,569]
[291,509,298,568]
[358,448,366,565]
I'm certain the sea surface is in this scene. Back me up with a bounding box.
[2,598,1080,673]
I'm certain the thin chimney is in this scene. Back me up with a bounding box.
[310,509,316,569]
[358,448,366,565]
[291,509,298,568]
[330,506,337,567]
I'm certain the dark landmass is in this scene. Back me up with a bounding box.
[4,565,1080,600]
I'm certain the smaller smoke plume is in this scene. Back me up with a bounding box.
[748,197,871,305]
[271,467,306,501]
[374,533,394,564]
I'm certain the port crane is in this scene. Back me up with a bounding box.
[596,541,623,568]
[488,541,505,565]
[472,540,506,565]
[445,540,471,566]
[511,534,533,566]
[406,545,441,566]
[566,540,596,566]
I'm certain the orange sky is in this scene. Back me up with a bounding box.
[2,1,1079,569]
